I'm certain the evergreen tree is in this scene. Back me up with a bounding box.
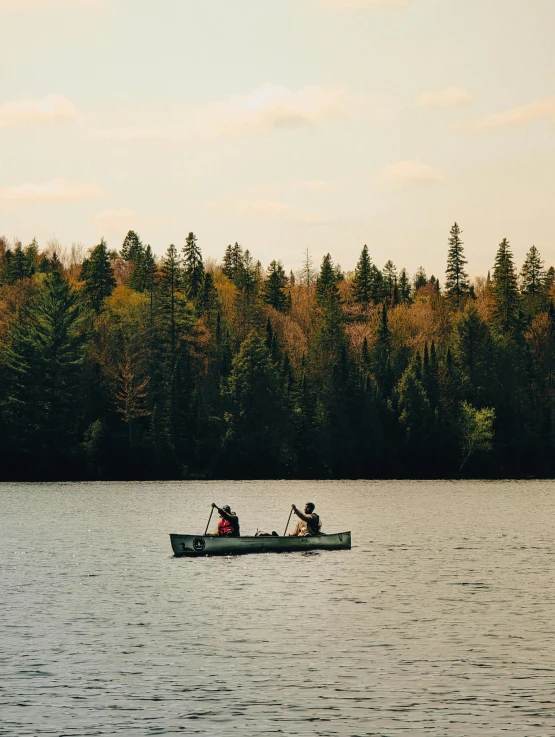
[262,260,288,311]
[182,231,204,300]
[157,244,183,362]
[352,245,373,305]
[398,269,412,303]
[414,266,427,292]
[492,238,520,333]
[1,269,86,472]
[382,260,397,300]
[196,272,218,315]
[222,244,234,279]
[454,306,494,407]
[224,331,285,475]
[316,254,340,304]
[121,230,143,262]
[445,222,469,307]
[520,245,545,313]
[81,239,116,312]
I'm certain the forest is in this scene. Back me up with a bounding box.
[0,224,553,480]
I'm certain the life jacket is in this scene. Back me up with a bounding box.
[218,516,240,536]
[306,513,321,536]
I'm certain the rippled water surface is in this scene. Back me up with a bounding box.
[1,480,555,736]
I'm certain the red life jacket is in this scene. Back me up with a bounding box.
[218,517,239,536]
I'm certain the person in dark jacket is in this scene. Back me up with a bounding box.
[289,502,321,536]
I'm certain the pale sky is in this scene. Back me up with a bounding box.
[1,0,555,278]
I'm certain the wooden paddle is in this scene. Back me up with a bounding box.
[283,505,294,536]
[204,503,216,535]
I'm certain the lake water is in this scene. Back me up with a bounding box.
[1,480,554,736]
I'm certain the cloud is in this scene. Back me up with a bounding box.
[0,179,101,207]
[452,97,555,133]
[0,95,77,128]
[0,0,97,8]
[418,86,474,109]
[380,160,445,189]
[211,195,328,224]
[94,84,360,143]
[317,0,413,8]
[94,209,137,236]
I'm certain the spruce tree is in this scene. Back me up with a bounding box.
[352,245,373,305]
[224,331,285,475]
[222,244,234,279]
[520,245,545,297]
[382,260,397,300]
[262,260,288,311]
[445,222,469,307]
[121,230,143,262]
[316,254,340,304]
[196,272,218,315]
[414,266,427,292]
[182,232,204,300]
[398,269,412,303]
[81,239,116,312]
[492,238,520,333]
[2,269,86,470]
[158,244,182,361]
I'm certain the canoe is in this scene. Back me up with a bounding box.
[170,531,351,557]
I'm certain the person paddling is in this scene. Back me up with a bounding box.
[288,502,321,536]
[212,503,240,537]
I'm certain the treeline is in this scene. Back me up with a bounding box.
[0,224,554,480]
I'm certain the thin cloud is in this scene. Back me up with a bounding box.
[0,0,98,8]
[0,179,101,206]
[211,195,328,224]
[380,160,445,189]
[94,209,137,236]
[452,97,555,133]
[94,84,361,143]
[0,95,77,128]
[317,0,413,8]
[418,87,474,109]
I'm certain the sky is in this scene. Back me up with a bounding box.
[1,0,555,279]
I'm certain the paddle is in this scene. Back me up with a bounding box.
[283,505,294,537]
[204,503,216,535]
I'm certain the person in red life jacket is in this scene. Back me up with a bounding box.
[212,503,240,537]
[288,502,321,536]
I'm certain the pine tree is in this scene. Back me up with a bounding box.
[382,260,397,300]
[262,260,288,311]
[352,245,373,305]
[445,222,469,307]
[454,305,495,407]
[81,239,116,312]
[121,230,143,262]
[2,269,86,470]
[492,238,520,333]
[196,272,218,315]
[398,269,412,303]
[158,244,182,361]
[414,266,427,292]
[224,331,285,475]
[182,232,204,300]
[316,254,340,304]
[222,244,234,279]
[229,242,244,285]
[520,245,545,297]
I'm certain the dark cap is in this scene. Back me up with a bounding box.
[222,505,231,513]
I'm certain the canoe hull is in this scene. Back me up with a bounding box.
[170,531,351,557]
